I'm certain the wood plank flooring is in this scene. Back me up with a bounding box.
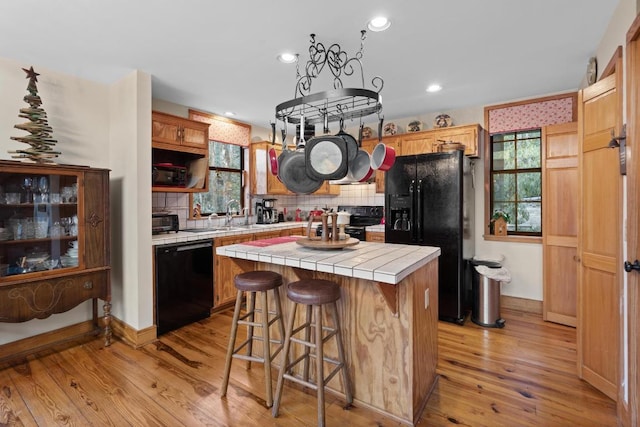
[0,308,617,426]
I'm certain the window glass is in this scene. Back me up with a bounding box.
[192,141,244,216]
[490,129,542,235]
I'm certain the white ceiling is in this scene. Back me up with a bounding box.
[0,0,619,129]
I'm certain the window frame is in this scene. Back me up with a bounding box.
[190,140,245,217]
[489,129,542,237]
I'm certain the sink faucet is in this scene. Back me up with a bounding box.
[226,199,240,227]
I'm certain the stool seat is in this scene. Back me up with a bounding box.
[234,270,283,291]
[287,279,340,305]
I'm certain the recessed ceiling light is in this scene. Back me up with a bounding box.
[426,84,442,93]
[368,16,391,32]
[224,111,235,117]
[277,52,298,64]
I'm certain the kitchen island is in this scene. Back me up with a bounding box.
[216,238,440,425]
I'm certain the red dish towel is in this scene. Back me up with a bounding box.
[242,235,300,247]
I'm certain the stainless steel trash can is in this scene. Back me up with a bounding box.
[471,260,506,328]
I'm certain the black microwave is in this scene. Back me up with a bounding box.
[152,164,187,187]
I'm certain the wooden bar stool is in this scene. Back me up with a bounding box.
[221,270,285,408]
[272,279,353,426]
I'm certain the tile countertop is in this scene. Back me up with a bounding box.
[153,222,386,246]
[216,239,440,285]
[152,222,305,246]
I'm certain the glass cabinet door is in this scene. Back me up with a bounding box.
[0,170,81,278]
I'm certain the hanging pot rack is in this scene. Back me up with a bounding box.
[275,87,382,125]
[274,30,384,127]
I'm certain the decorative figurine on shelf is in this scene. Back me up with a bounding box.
[193,203,202,219]
[8,66,61,163]
[489,210,510,236]
[408,120,422,132]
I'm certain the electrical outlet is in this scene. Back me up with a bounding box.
[424,288,430,309]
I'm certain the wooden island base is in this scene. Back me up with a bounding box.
[226,256,439,426]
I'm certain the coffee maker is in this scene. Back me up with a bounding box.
[262,198,278,223]
[255,201,265,224]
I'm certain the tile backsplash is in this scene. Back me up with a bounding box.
[152,183,385,230]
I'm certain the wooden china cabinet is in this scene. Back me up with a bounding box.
[0,160,111,361]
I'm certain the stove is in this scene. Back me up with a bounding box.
[316,206,383,241]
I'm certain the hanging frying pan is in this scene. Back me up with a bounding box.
[305,135,348,180]
[305,114,348,180]
[278,147,323,194]
[335,117,358,164]
[277,116,324,194]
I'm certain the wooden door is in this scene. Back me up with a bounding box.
[542,122,578,326]
[620,17,640,426]
[578,72,622,401]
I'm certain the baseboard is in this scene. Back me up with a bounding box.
[501,295,542,314]
[109,316,157,348]
[0,320,99,367]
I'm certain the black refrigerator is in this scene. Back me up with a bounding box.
[385,150,475,324]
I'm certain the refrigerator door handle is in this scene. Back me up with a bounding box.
[409,180,416,240]
[416,179,423,243]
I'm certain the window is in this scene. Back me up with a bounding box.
[490,129,542,235]
[192,141,244,216]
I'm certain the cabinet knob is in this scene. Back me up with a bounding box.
[83,281,93,289]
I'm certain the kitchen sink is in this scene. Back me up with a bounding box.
[181,228,222,233]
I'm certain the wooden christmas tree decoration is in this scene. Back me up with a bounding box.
[8,66,61,163]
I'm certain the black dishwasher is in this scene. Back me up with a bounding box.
[155,240,213,335]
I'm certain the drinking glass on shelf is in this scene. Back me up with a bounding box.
[21,177,33,203]
[50,221,64,238]
[9,218,23,240]
[62,187,73,203]
[60,217,71,236]
[37,176,49,203]
[35,217,49,239]
[22,218,35,239]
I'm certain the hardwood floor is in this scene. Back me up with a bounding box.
[0,308,616,426]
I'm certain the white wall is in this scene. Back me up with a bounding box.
[0,57,111,344]
[109,71,153,331]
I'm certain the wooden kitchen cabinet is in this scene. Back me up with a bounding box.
[213,233,255,307]
[366,231,385,242]
[0,161,111,361]
[542,122,578,327]
[401,131,436,155]
[433,124,483,157]
[249,141,339,196]
[152,111,210,193]
[152,111,210,155]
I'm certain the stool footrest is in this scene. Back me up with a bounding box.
[283,373,319,391]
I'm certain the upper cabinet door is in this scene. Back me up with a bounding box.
[152,111,209,155]
[152,114,181,145]
[181,121,210,150]
[401,132,436,155]
[433,124,483,157]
